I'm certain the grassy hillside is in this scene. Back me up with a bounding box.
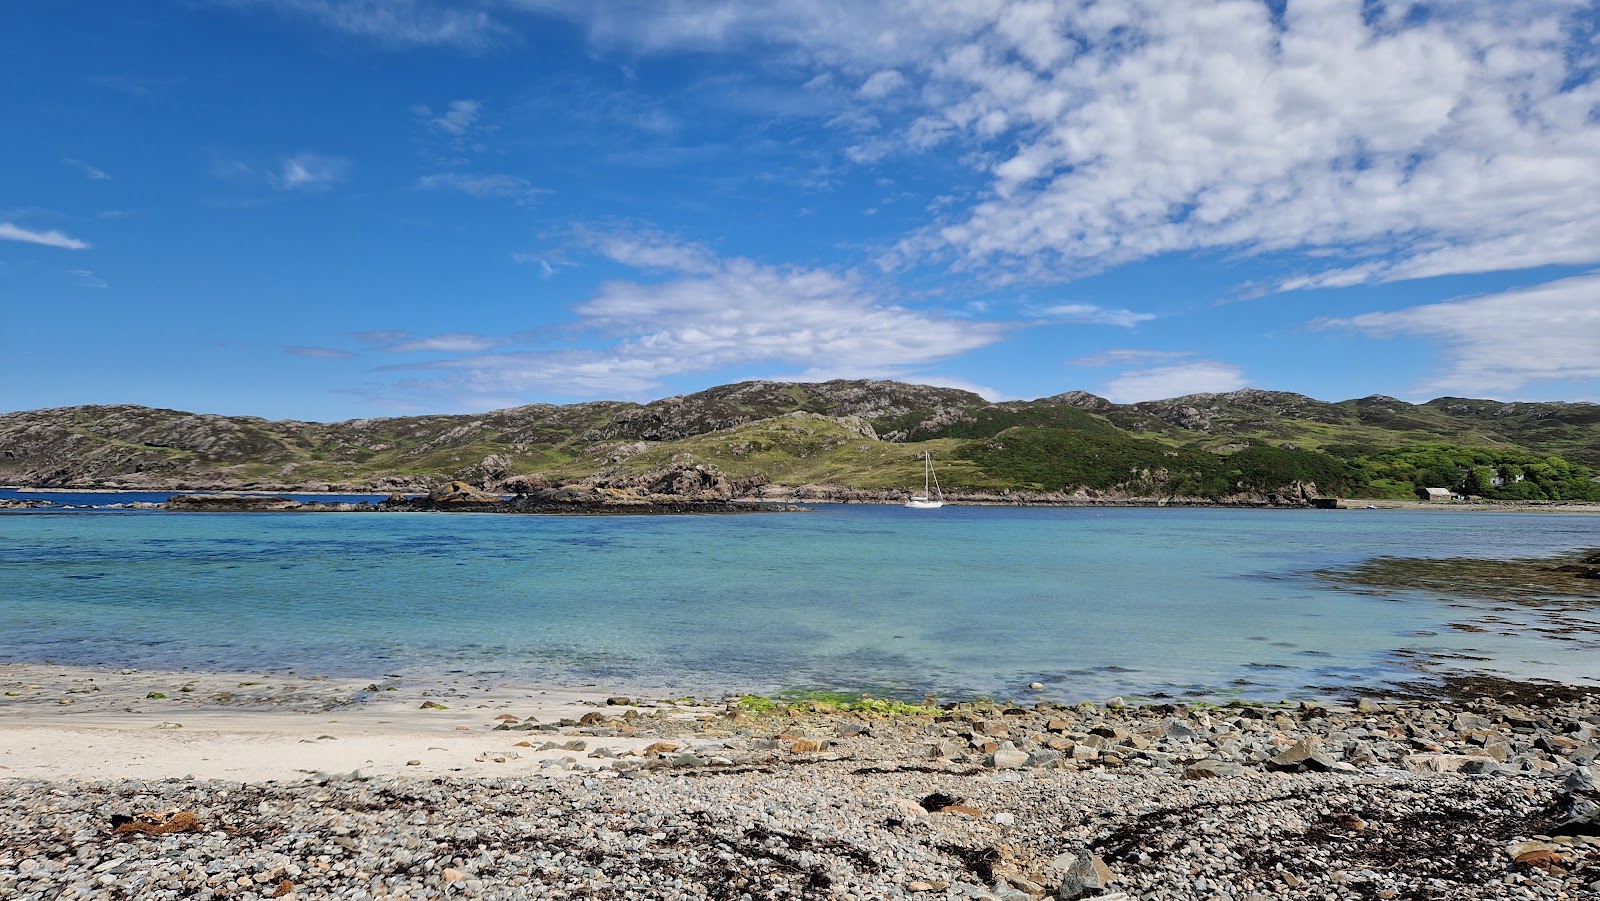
[2,380,1596,497]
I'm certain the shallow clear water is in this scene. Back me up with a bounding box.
[2,498,1597,700]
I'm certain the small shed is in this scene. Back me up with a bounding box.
[1420,487,1453,502]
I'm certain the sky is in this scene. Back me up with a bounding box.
[4,0,1599,422]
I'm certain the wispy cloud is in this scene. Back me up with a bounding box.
[372,233,1006,401]
[1068,349,1193,368]
[221,0,511,51]
[389,332,509,353]
[424,99,480,135]
[512,253,557,278]
[274,153,349,191]
[1031,303,1155,328]
[286,345,358,359]
[70,269,108,288]
[0,222,90,250]
[417,172,543,203]
[1316,273,1600,398]
[63,158,110,180]
[1101,361,1250,404]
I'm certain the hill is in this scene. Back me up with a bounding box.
[1,380,1596,503]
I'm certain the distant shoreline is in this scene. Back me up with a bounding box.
[5,485,1600,513]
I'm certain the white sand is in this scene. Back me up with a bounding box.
[0,664,714,782]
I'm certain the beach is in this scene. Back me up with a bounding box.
[3,662,1598,899]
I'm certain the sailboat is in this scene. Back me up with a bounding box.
[905,452,945,509]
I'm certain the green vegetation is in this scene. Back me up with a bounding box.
[958,429,1358,498]
[736,691,932,716]
[1346,445,1600,501]
[4,380,1598,500]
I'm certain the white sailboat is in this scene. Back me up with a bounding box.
[905,452,945,509]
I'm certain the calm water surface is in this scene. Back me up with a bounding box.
[2,497,1597,700]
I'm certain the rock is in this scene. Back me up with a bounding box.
[405,759,421,766]
[442,867,466,883]
[1054,852,1113,900]
[1270,737,1337,771]
[1026,749,1062,768]
[578,712,606,726]
[419,700,447,710]
[605,697,632,706]
[1403,753,1497,775]
[790,738,828,753]
[1184,758,1247,779]
[1030,682,1045,690]
[991,742,1029,769]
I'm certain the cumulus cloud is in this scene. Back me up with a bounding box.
[520,0,1600,288]
[1317,273,1600,397]
[1100,360,1250,404]
[275,153,349,191]
[0,222,90,250]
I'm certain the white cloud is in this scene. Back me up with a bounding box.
[1032,303,1154,328]
[71,269,108,288]
[63,158,110,180]
[1100,360,1250,404]
[389,234,1007,399]
[1068,348,1192,367]
[224,0,509,51]
[275,153,349,191]
[0,222,90,250]
[426,99,480,135]
[1317,272,1600,397]
[417,172,543,203]
[857,69,908,99]
[519,0,1600,288]
[390,332,509,353]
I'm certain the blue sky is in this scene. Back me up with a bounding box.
[4,0,1599,421]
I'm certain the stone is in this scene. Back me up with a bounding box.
[1184,758,1247,779]
[577,712,606,726]
[1054,852,1113,900]
[1025,749,1062,768]
[405,759,421,766]
[790,738,828,753]
[442,868,466,883]
[1403,753,1497,775]
[991,742,1029,769]
[605,696,632,706]
[1270,737,1337,771]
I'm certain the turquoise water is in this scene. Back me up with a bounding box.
[2,500,1597,700]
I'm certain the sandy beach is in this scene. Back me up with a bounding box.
[3,662,1598,899]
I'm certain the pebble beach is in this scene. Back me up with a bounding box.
[3,665,1598,899]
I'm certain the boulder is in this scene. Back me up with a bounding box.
[1053,852,1113,900]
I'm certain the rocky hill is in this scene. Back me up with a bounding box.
[2,380,1596,503]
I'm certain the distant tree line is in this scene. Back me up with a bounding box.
[957,430,1600,501]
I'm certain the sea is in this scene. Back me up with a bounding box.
[2,489,1597,702]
